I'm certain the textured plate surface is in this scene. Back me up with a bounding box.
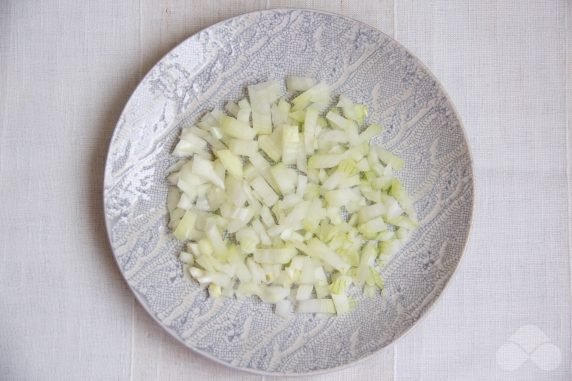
[103,8,473,375]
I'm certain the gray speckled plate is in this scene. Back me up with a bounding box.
[103,8,473,376]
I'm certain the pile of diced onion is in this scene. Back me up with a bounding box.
[166,77,418,316]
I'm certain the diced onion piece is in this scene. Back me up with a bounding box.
[251,176,279,207]
[281,125,299,165]
[246,258,265,283]
[228,139,258,157]
[291,82,330,111]
[254,247,297,264]
[296,144,307,172]
[249,80,280,135]
[296,284,314,301]
[357,242,376,285]
[304,239,351,273]
[192,127,227,150]
[192,155,225,189]
[270,164,297,195]
[325,188,361,208]
[173,132,207,157]
[208,283,222,298]
[216,150,243,179]
[359,124,382,142]
[331,293,353,314]
[220,115,256,140]
[237,98,251,123]
[258,285,290,303]
[308,153,344,169]
[176,192,194,211]
[271,99,290,126]
[179,251,194,265]
[286,76,317,91]
[296,299,336,314]
[337,95,368,124]
[167,187,180,212]
[296,175,308,197]
[389,179,416,218]
[258,135,282,162]
[329,275,352,295]
[236,227,259,254]
[326,110,357,131]
[252,219,272,246]
[225,101,239,117]
[375,147,404,170]
[173,210,197,241]
[358,203,386,224]
[289,110,306,123]
[275,299,293,318]
[358,217,387,239]
[224,176,247,207]
[303,108,319,154]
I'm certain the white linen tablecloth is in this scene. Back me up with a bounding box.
[0,1,570,380]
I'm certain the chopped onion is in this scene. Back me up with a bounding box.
[228,138,257,157]
[167,77,417,315]
[286,76,317,92]
[296,299,336,314]
[281,125,299,165]
[275,299,293,318]
[216,150,242,179]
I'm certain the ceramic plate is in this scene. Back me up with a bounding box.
[104,8,473,375]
